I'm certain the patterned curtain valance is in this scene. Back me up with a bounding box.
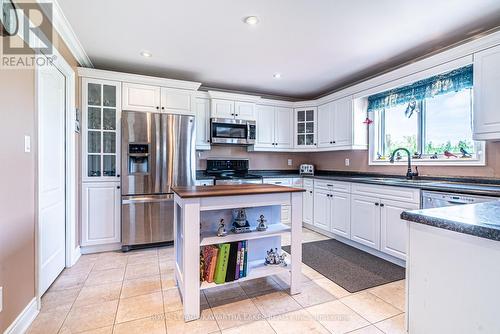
[367,65,473,112]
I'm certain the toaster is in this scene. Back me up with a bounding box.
[299,164,314,175]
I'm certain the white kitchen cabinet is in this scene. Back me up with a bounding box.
[303,184,314,225]
[313,189,331,231]
[350,194,381,249]
[262,178,293,224]
[317,96,353,149]
[211,99,235,118]
[255,105,275,148]
[82,78,121,182]
[160,87,193,114]
[81,182,121,246]
[255,105,293,150]
[235,101,256,119]
[380,200,418,260]
[122,82,161,112]
[473,45,500,140]
[295,107,317,149]
[331,191,351,238]
[195,97,211,150]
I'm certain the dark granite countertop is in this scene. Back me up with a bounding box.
[196,170,500,197]
[401,201,500,241]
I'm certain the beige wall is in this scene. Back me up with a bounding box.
[308,142,500,179]
[196,146,311,170]
[0,2,79,330]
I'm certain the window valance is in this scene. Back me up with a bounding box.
[367,65,473,112]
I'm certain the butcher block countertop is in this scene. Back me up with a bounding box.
[172,184,305,198]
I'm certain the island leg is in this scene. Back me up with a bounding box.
[290,192,302,295]
[181,198,201,321]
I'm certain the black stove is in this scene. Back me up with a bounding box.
[206,159,263,184]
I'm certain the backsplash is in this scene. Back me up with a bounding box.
[308,142,500,179]
[196,146,310,170]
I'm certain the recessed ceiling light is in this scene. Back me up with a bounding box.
[244,16,259,25]
[273,73,281,79]
[140,50,152,58]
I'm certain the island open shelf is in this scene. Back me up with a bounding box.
[172,184,304,322]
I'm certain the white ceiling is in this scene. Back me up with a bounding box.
[58,0,500,99]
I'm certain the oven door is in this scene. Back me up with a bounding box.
[211,118,250,145]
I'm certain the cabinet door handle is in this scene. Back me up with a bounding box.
[207,140,210,143]
[161,106,165,110]
[309,191,313,194]
[156,106,160,110]
[333,141,336,144]
[375,202,379,206]
[117,174,120,178]
[117,186,121,189]
[235,114,239,116]
[380,203,385,207]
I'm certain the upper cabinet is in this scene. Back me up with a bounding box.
[82,78,121,182]
[208,91,258,120]
[317,96,367,151]
[253,105,293,150]
[473,44,500,140]
[122,83,194,115]
[122,83,161,112]
[294,107,317,149]
[195,97,211,150]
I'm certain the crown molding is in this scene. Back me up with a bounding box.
[37,0,93,67]
[77,67,202,91]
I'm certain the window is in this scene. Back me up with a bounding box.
[369,65,484,164]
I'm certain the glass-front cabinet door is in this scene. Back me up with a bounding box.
[83,78,121,182]
[295,107,317,148]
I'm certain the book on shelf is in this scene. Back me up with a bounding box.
[213,243,230,284]
[201,241,249,284]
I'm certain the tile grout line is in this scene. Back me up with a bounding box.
[54,259,96,334]
[112,252,129,329]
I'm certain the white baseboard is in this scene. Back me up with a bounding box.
[80,242,122,255]
[303,223,406,268]
[3,297,39,334]
[69,246,81,267]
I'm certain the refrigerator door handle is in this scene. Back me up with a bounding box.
[122,194,174,204]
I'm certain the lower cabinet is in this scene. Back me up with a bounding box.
[303,185,314,225]
[313,189,331,230]
[330,191,351,239]
[351,193,417,260]
[380,200,418,260]
[350,195,381,249]
[81,182,121,247]
[314,188,351,238]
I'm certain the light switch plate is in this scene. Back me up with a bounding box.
[345,158,350,166]
[24,135,31,153]
[287,159,292,166]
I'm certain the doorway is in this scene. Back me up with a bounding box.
[36,50,77,299]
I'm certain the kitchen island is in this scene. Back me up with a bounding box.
[171,184,305,321]
[401,201,500,334]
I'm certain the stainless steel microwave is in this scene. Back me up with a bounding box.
[210,118,256,145]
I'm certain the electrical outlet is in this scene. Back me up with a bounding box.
[0,286,3,313]
[287,159,293,166]
[345,158,350,166]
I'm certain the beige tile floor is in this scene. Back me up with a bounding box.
[29,228,406,334]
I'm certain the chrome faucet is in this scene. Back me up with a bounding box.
[389,148,419,179]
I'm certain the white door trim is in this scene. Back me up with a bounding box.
[35,47,78,306]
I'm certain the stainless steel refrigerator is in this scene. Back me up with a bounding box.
[121,111,195,251]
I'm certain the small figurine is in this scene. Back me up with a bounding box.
[430,152,439,159]
[412,152,422,159]
[460,147,472,158]
[232,208,252,233]
[265,248,287,266]
[217,218,227,237]
[256,214,268,231]
[376,152,386,160]
[444,150,458,159]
